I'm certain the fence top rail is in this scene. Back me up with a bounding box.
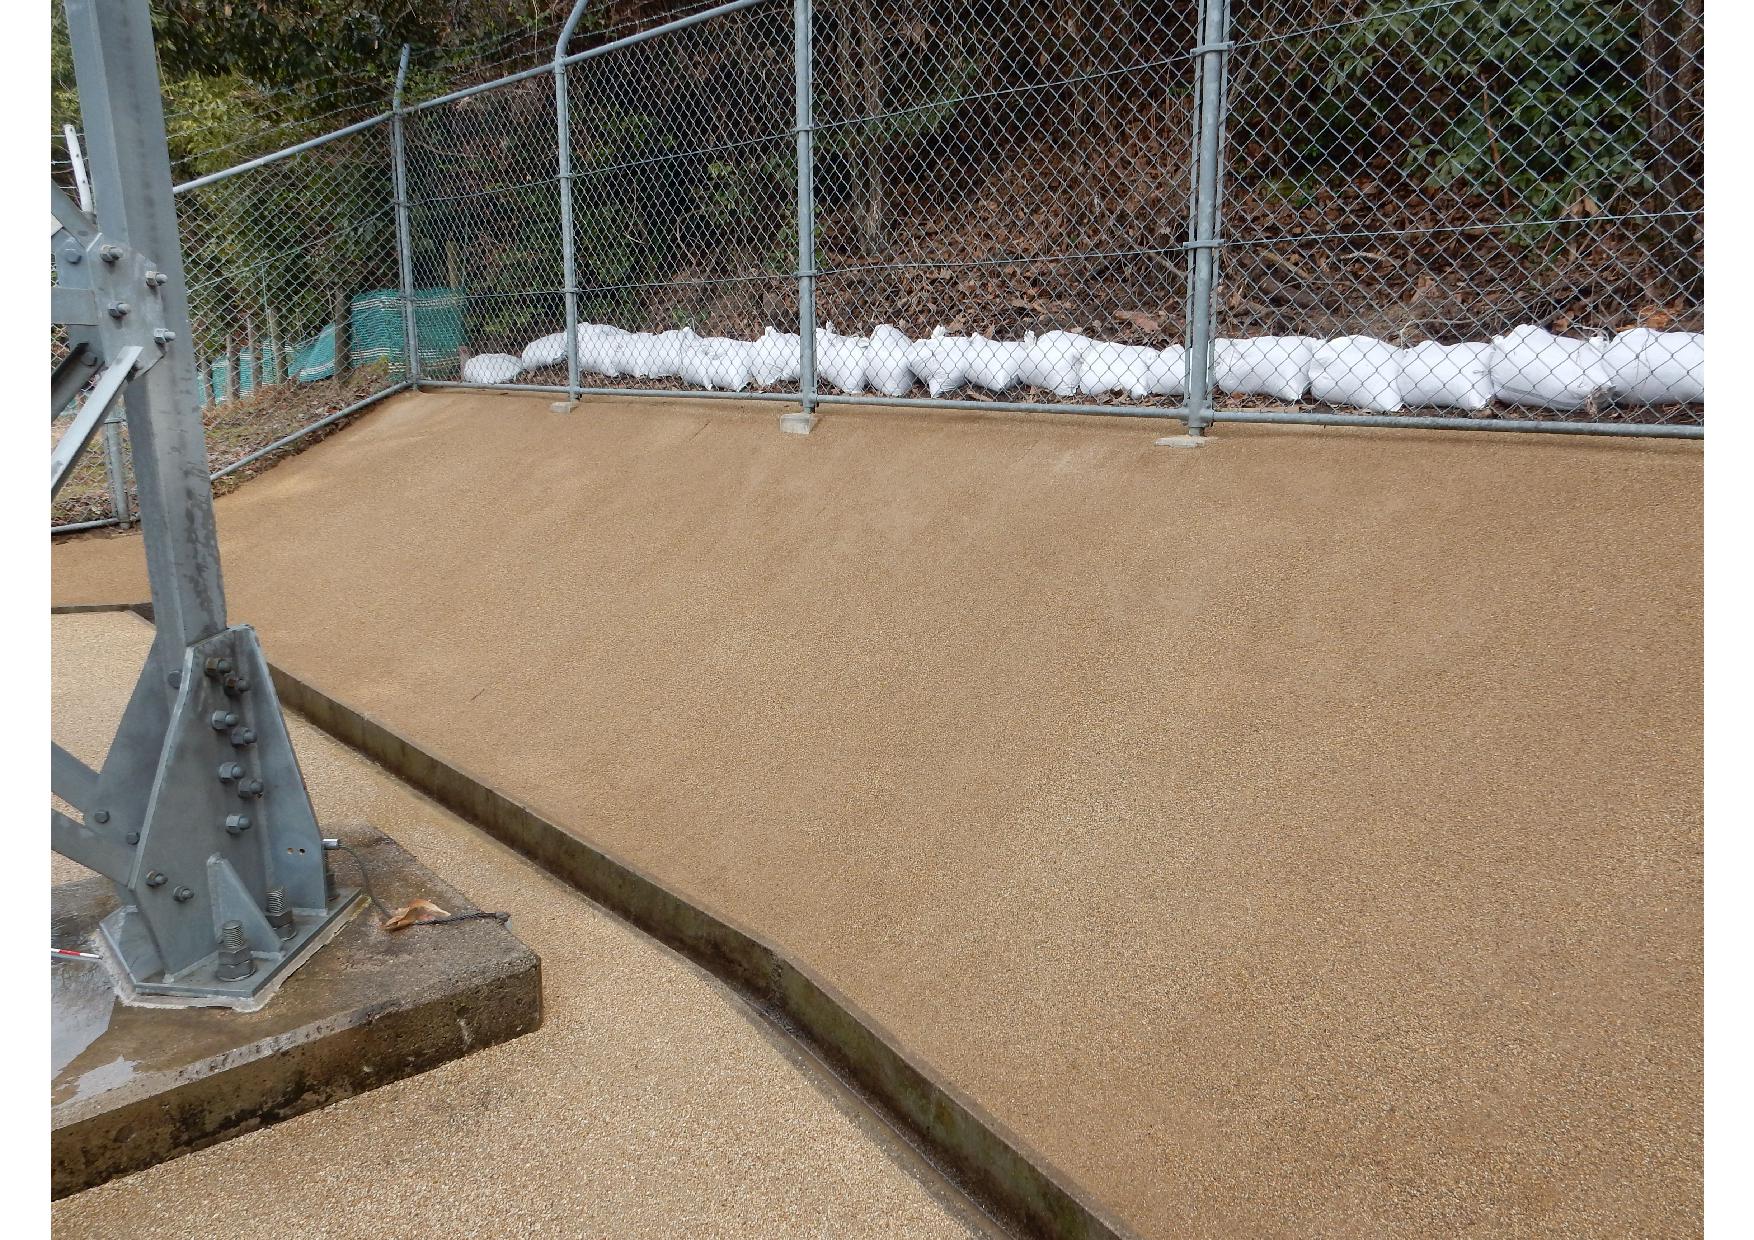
[404,0,773,116]
[172,108,392,195]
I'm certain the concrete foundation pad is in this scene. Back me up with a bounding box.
[51,825,542,1199]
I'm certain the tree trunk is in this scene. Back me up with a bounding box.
[837,0,886,258]
[1640,0,1704,304]
[857,0,884,257]
[332,286,351,390]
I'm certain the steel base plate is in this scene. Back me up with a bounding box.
[95,888,364,1011]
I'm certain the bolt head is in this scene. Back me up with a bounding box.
[92,809,109,823]
[124,831,140,845]
[60,245,82,265]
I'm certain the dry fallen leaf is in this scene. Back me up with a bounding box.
[381,898,451,931]
[1113,310,1163,333]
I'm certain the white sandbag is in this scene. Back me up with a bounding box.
[1309,336,1403,413]
[1397,341,1493,411]
[636,327,696,380]
[817,324,870,394]
[576,324,631,377]
[1490,324,1608,410]
[907,327,973,397]
[1214,336,1316,401]
[866,324,915,397]
[678,335,754,391]
[1017,331,1089,396]
[521,330,569,369]
[1079,342,1165,398]
[750,326,802,385]
[1600,328,1704,405]
[1142,346,1187,396]
[966,334,1029,393]
[462,352,525,386]
[610,331,656,376]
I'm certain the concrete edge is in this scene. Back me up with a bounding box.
[55,601,1142,1240]
[268,659,1143,1240]
[50,834,543,1199]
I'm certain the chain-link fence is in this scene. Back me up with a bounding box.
[1214,0,1703,429]
[53,114,406,532]
[51,0,1706,533]
[402,0,801,401]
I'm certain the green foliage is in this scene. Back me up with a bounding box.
[1295,0,1649,218]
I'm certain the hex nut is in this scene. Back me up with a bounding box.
[215,920,256,981]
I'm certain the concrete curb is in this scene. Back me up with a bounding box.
[55,602,1142,1240]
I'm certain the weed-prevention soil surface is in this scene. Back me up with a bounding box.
[50,611,993,1240]
[53,391,1703,1237]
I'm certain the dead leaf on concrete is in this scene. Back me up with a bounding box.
[381,898,451,931]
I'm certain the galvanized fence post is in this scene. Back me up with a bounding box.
[102,411,130,526]
[391,45,420,386]
[556,2,593,409]
[782,0,818,435]
[1183,0,1232,438]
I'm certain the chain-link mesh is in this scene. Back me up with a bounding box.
[810,0,1200,407]
[403,0,798,394]
[177,123,402,459]
[51,0,1706,512]
[53,120,402,530]
[1213,0,1703,425]
[405,76,564,384]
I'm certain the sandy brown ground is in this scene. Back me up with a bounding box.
[50,611,992,1240]
[53,391,1704,1237]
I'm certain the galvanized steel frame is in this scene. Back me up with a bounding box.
[51,0,356,1004]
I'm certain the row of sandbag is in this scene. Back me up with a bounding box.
[463,322,1704,411]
